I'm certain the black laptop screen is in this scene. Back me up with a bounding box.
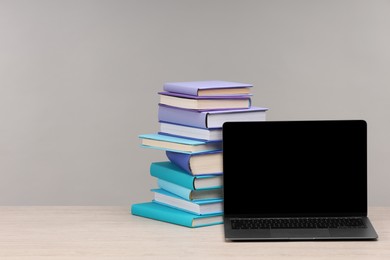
[222,120,367,218]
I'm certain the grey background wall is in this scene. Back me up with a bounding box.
[1,0,389,206]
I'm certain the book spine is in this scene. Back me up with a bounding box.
[163,83,198,96]
[158,105,208,128]
[165,151,192,174]
[131,202,194,227]
[150,162,195,189]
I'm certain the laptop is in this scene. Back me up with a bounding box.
[222,120,378,241]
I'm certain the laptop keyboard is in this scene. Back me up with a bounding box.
[231,217,366,229]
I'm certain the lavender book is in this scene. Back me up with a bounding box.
[158,104,268,129]
[158,91,251,111]
[163,80,253,96]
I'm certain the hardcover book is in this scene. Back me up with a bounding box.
[157,179,223,201]
[158,91,251,111]
[163,80,253,96]
[150,161,223,188]
[152,188,223,215]
[139,133,222,154]
[159,122,222,141]
[158,104,268,129]
[131,202,223,228]
[166,150,223,175]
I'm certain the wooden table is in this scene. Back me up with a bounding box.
[0,206,389,259]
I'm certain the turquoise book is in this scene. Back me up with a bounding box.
[152,188,223,215]
[150,161,222,190]
[139,133,222,154]
[131,202,223,228]
[157,179,223,201]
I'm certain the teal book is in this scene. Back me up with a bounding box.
[157,179,223,201]
[138,133,222,154]
[152,188,223,215]
[131,202,223,228]
[150,161,223,190]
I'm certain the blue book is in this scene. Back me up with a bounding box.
[150,161,222,189]
[157,179,223,201]
[138,133,222,154]
[152,188,223,215]
[166,150,223,175]
[131,202,223,228]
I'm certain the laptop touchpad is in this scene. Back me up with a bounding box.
[271,229,331,239]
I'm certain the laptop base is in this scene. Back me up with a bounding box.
[224,216,378,241]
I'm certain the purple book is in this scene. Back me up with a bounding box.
[158,92,252,111]
[158,104,268,129]
[158,91,252,99]
[166,150,223,175]
[163,80,253,96]
[166,151,193,174]
[158,91,252,100]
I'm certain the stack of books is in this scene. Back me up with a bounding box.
[131,80,268,228]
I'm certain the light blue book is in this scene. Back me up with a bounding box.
[131,202,223,228]
[157,179,223,201]
[152,188,223,215]
[150,161,222,190]
[138,133,222,154]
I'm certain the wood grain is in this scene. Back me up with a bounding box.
[0,206,389,260]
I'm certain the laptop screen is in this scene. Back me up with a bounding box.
[222,120,367,218]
